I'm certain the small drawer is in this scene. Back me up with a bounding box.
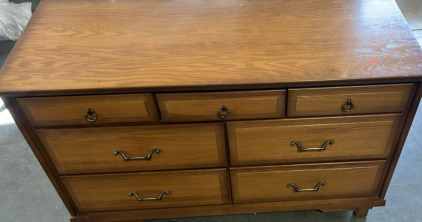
[231,161,385,203]
[18,94,159,126]
[287,84,413,117]
[62,169,229,212]
[157,90,286,122]
[227,114,401,165]
[38,123,226,174]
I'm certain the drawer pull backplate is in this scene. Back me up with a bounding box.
[129,190,170,201]
[290,140,334,151]
[341,99,354,112]
[114,149,160,161]
[287,181,326,192]
[84,108,98,123]
[217,105,231,119]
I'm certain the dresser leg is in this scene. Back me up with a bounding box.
[70,216,90,222]
[354,207,370,217]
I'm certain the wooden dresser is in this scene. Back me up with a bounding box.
[1,0,422,221]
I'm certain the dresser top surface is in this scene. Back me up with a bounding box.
[1,0,422,96]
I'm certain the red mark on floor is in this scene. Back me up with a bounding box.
[369,58,377,63]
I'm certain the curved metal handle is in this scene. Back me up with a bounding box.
[287,181,326,192]
[217,105,231,119]
[114,149,160,161]
[341,99,354,112]
[84,108,98,123]
[290,140,334,151]
[129,190,170,201]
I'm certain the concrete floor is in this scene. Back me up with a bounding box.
[1,0,422,221]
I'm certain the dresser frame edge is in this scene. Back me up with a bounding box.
[2,97,78,216]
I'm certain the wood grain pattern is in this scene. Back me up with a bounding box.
[18,94,159,126]
[37,123,226,174]
[227,114,401,165]
[62,169,229,212]
[157,90,285,122]
[230,161,385,203]
[0,0,421,96]
[288,84,413,117]
[0,0,421,220]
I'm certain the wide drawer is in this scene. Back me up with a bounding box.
[227,114,401,165]
[157,90,286,122]
[62,169,229,212]
[38,124,226,174]
[287,84,413,117]
[231,161,385,203]
[18,94,159,126]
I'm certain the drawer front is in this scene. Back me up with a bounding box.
[157,90,286,122]
[62,169,229,212]
[227,114,401,165]
[231,161,385,203]
[18,94,159,126]
[287,84,413,117]
[38,124,226,174]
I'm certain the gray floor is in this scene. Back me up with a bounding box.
[1,0,422,221]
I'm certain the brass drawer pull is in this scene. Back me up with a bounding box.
[114,148,160,161]
[84,108,98,123]
[341,99,354,112]
[129,190,170,201]
[217,105,231,119]
[287,181,326,192]
[290,140,334,151]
